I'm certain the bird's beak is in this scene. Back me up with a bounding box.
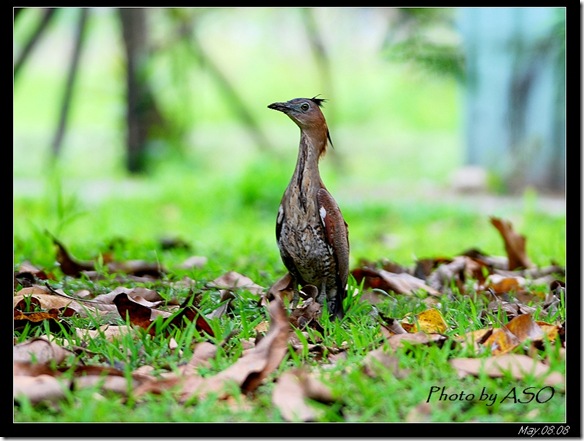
[268,102,290,113]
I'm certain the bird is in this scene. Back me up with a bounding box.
[267,97,349,319]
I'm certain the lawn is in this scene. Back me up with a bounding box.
[13,164,567,432]
[13,8,568,432]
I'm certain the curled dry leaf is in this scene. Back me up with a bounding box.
[14,289,87,316]
[14,375,69,404]
[14,261,53,287]
[93,286,164,305]
[489,217,533,270]
[352,267,440,296]
[178,342,218,375]
[76,325,136,342]
[402,308,449,334]
[450,354,564,388]
[209,271,265,296]
[362,349,411,379]
[385,332,447,351]
[113,293,214,338]
[289,298,322,330]
[272,368,334,422]
[378,313,408,337]
[265,272,295,305]
[113,293,162,332]
[14,337,78,364]
[179,298,290,402]
[207,290,236,320]
[484,273,527,296]
[483,300,537,322]
[482,314,544,355]
[425,256,467,293]
[74,375,139,395]
[52,235,165,278]
[178,255,208,270]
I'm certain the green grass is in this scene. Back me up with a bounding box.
[13,9,566,426]
[13,166,566,425]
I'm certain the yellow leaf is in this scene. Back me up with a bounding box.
[411,308,448,334]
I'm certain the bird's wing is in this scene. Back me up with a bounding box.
[317,188,350,288]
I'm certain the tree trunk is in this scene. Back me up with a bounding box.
[118,8,164,174]
[51,8,89,158]
[14,8,58,81]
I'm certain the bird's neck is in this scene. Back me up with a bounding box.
[292,132,326,190]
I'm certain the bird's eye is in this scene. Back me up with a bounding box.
[300,102,310,111]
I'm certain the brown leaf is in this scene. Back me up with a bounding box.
[179,342,218,374]
[406,308,449,334]
[14,289,86,317]
[289,298,322,330]
[454,328,493,353]
[505,314,544,342]
[13,337,77,364]
[93,286,164,304]
[178,255,208,270]
[379,315,408,338]
[51,236,95,276]
[424,256,467,294]
[167,292,215,337]
[484,273,527,295]
[265,272,295,304]
[385,332,447,351]
[482,326,521,355]
[450,354,564,387]
[362,349,411,379]
[52,235,165,278]
[113,293,159,332]
[272,370,321,421]
[207,290,236,319]
[352,267,440,296]
[179,299,290,401]
[413,257,453,280]
[490,217,533,270]
[170,303,215,337]
[76,325,135,342]
[13,374,69,404]
[483,299,537,321]
[14,261,53,287]
[106,260,165,279]
[208,271,265,296]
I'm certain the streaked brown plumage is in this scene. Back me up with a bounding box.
[268,97,349,319]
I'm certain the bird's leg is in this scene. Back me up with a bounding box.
[316,281,327,309]
[291,286,300,309]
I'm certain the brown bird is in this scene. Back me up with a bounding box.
[268,97,349,319]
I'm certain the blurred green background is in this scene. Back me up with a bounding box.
[13,7,566,269]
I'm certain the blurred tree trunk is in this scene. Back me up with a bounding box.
[13,8,58,81]
[119,8,165,174]
[51,8,89,158]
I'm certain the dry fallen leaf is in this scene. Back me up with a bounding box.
[385,332,447,351]
[362,349,411,379]
[13,337,78,365]
[450,354,564,388]
[482,314,545,355]
[13,375,69,404]
[208,271,265,296]
[404,308,449,334]
[272,369,323,422]
[490,217,533,270]
[352,267,441,296]
[179,298,290,401]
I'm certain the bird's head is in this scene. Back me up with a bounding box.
[268,97,333,153]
